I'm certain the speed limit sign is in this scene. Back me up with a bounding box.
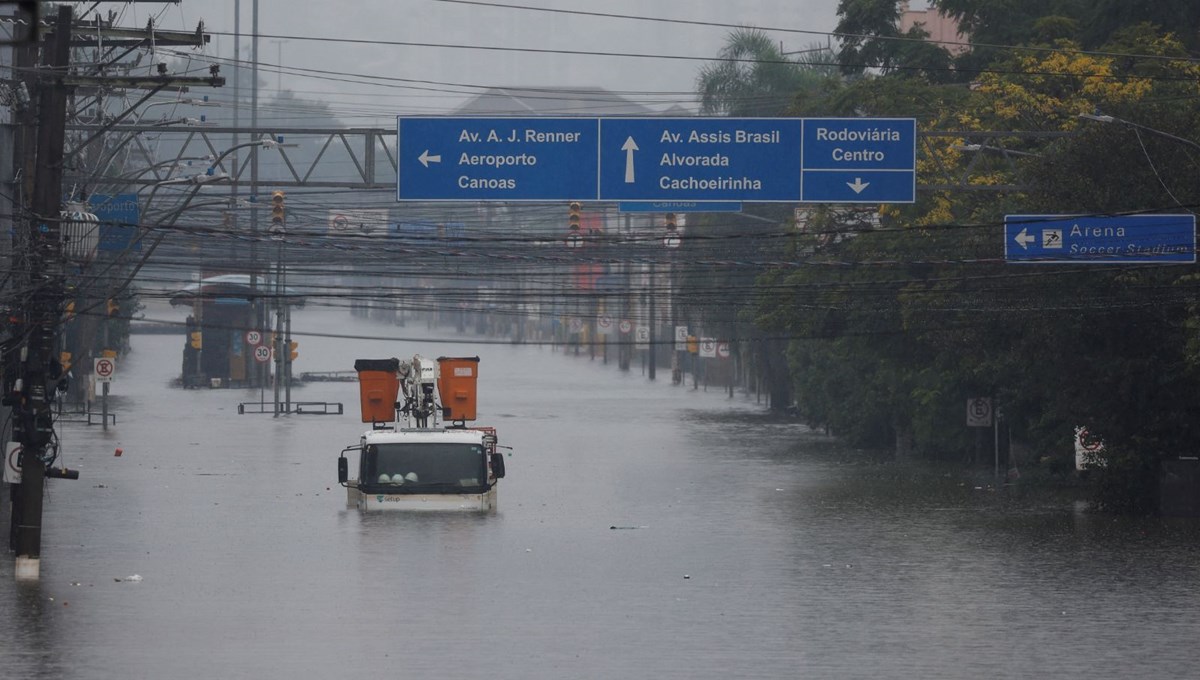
[245,330,262,345]
[253,345,272,363]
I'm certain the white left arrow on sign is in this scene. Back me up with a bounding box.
[418,150,442,168]
[1014,227,1035,250]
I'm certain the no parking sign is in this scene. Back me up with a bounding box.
[95,357,116,383]
[3,442,21,484]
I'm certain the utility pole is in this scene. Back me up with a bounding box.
[10,5,76,581]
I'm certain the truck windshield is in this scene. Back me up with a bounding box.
[365,443,486,490]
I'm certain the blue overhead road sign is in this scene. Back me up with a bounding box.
[801,118,916,203]
[598,118,802,202]
[396,116,917,203]
[397,117,598,201]
[88,193,142,251]
[1005,214,1196,264]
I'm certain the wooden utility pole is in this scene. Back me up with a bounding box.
[10,5,74,581]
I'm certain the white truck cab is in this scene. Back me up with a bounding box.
[338,355,506,511]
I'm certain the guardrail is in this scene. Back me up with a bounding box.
[237,401,344,415]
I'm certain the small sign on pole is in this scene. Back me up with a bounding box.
[674,326,688,351]
[3,442,21,484]
[966,397,993,427]
[597,315,614,336]
[699,338,718,358]
[253,345,272,363]
[634,325,650,350]
[94,357,116,383]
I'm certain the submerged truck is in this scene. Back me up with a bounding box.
[338,355,506,511]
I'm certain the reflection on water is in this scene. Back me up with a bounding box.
[2,306,1198,679]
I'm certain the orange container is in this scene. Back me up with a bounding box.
[437,356,479,422]
[354,358,400,423]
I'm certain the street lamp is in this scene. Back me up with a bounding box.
[951,143,1041,157]
[1077,113,1200,153]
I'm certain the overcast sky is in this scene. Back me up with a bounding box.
[109,0,843,122]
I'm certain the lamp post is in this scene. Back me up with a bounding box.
[1078,113,1200,152]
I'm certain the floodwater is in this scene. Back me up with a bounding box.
[3,304,1199,679]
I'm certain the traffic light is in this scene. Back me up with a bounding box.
[288,340,299,361]
[189,331,202,349]
[664,212,681,248]
[568,201,581,231]
[270,190,286,238]
[566,201,583,249]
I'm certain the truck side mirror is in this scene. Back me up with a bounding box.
[490,452,506,479]
[338,456,348,484]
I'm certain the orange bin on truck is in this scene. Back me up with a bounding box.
[437,356,479,422]
[354,358,400,423]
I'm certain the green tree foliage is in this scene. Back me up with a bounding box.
[696,29,835,117]
[835,0,903,74]
[750,7,1200,510]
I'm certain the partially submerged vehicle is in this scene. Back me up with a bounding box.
[338,356,506,511]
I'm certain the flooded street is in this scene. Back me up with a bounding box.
[3,304,1199,679]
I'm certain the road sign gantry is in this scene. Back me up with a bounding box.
[396,116,916,204]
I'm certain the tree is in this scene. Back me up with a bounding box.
[695,29,834,117]
[835,0,903,75]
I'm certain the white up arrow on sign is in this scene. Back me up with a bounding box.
[1013,227,1036,249]
[622,136,639,183]
[418,150,442,168]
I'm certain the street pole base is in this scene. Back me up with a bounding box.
[15,556,40,581]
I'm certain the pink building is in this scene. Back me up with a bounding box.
[899,1,969,56]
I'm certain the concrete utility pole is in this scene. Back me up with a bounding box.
[10,5,75,581]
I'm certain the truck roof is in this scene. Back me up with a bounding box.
[361,428,486,445]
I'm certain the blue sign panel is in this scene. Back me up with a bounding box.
[800,118,916,203]
[397,117,598,201]
[88,193,142,251]
[618,201,742,213]
[396,116,917,204]
[598,118,802,202]
[1004,214,1196,264]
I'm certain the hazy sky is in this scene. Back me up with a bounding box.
[108,0,843,121]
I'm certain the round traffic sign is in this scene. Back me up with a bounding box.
[95,357,115,378]
[618,319,632,334]
[331,214,349,231]
[597,315,612,330]
[245,330,262,346]
[717,342,730,359]
[253,345,272,363]
[6,444,21,477]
